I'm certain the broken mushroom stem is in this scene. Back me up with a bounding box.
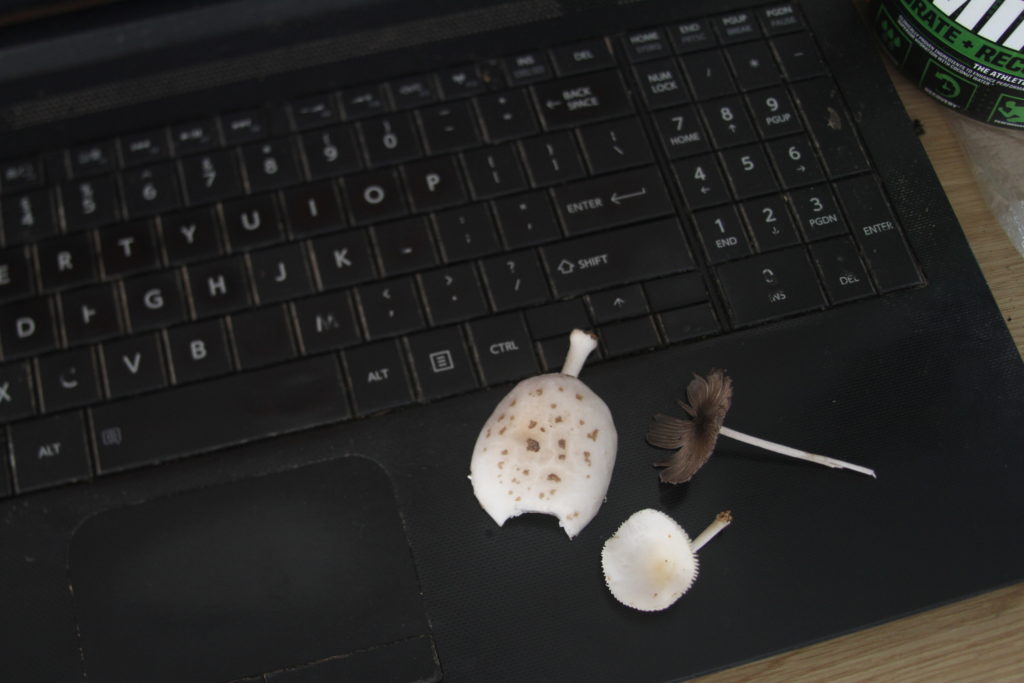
[718,426,877,478]
[691,510,733,553]
[560,329,599,379]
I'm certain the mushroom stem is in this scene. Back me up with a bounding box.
[560,329,599,378]
[691,511,733,553]
[718,426,877,478]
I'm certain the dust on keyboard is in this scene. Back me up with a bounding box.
[0,2,923,496]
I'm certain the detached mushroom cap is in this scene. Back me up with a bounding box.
[601,509,698,612]
[470,330,616,539]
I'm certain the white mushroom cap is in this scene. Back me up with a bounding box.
[601,509,698,611]
[469,330,617,538]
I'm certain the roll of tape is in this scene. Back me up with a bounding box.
[870,0,1024,129]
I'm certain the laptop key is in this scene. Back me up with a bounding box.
[552,165,674,235]
[492,191,561,248]
[418,263,488,326]
[37,232,97,291]
[673,155,732,209]
[300,125,363,180]
[650,106,711,159]
[538,334,603,371]
[772,32,826,81]
[714,11,763,43]
[789,185,847,240]
[434,203,502,262]
[293,291,362,353]
[357,277,426,340]
[289,94,340,130]
[725,42,780,91]
[742,194,801,251]
[437,65,487,99]
[390,74,438,110]
[343,168,408,225]
[121,163,181,218]
[170,119,220,154]
[91,355,349,473]
[520,132,585,187]
[480,250,549,311]
[37,347,101,412]
[160,207,223,264]
[504,51,552,85]
[403,156,468,213]
[0,297,57,359]
[476,89,539,142]
[526,299,591,340]
[700,96,757,148]
[101,333,168,398]
[810,236,875,304]
[644,272,709,311]
[222,193,285,250]
[766,135,824,188]
[834,174,923,292]
[342,85,389,119]
[659,303,721,343]
[578,118,655,175]
[633,60,691,110]
[462,144,527,199]
[240,139,303,192]
[9,411,92,493]
[719,144,778,199]
[789,78,870,178]
[98,220,160,278]
[120,129,171,166]
[600,316,661,358]
[550,39,615,76]
[178,150,244,205]
[588,284,649,323]
[343,339,415,415]
[716,246,826,327]
[68,141,117,177]
[281,181,346,237]
[680,50,736,100]
[249,243,314,304]
[542,218,693,297]
[746,86,803,138]
[372,216,439,277]
[1,158,43,193]
[229,305,296,370]
[309,229,377,290]
[360,112,423,167]
[123,270,188,332]
[407,325,478,399]
[166,319,233,384]
[220,109,268,144]
[694,205,752,263]
[61,284,123,346]
[468,312,538,385]
[0,361,35,422]
[2,189,57,245]
[61,176,119,231]
[623,28,673,63]
[533,70,633,130]
[187,257,251,318]
[418,101,481,154]
[0,247,35,303]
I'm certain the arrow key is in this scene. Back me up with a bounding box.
[9,411,92,493]
[766,135,824,188]
[587,284,648,323]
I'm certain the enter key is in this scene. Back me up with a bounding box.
[552,166,675,235]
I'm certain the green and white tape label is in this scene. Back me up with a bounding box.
[873,0,1024,128]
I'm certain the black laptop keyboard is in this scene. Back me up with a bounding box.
[0,3,923,496]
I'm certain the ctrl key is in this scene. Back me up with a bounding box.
[9,411,92,493]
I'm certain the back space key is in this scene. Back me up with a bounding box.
[91,355,350,473]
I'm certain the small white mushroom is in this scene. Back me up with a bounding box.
[469,330,616,539]
[601,509,732,612]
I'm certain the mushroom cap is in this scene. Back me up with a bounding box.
[601,508,698,611]
[470,372,617,539]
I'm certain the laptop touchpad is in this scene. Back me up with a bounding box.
[69,457,440,683]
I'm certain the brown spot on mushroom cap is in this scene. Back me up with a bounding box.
[558,453,566,460]
[558,439,566,449]
[498,461,506,469]
[539,492,545,499]
[501,449,508,456]
[587,428,599,441]
[555,416,564,423]
[498,414,506,421]
[526,439,540,452]
[550,403,557,409]
[510,399,517,406]
[499,427,507,435]
[584,451,592,466]
[523,469,530,475]
[576,393,583,401]
[547,473,561,482]
[528,420,537,429]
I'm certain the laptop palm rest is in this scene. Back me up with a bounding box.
[68,457,440,683]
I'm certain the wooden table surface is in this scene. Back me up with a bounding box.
[696,68,1024,683]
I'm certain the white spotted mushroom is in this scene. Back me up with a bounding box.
[601,508,732,612]
[469,329,616,539]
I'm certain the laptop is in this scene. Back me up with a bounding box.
[1,0,1021,680]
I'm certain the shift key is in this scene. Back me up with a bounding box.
[553,165,675,235]
[542,218,693,297]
